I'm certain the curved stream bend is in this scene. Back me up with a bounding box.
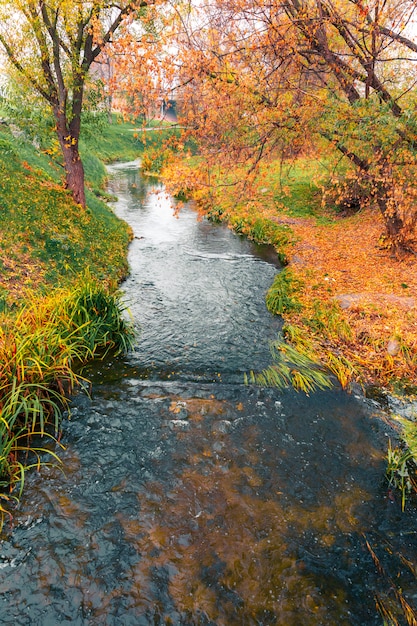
[0,163,415,626]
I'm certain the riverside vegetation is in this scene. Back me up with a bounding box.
[161,151,417,509]
[0,107,172,527]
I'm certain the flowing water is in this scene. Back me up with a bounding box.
[1,163,416,625]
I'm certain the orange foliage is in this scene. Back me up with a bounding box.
[143,0,417,253]
[287,208,417,387]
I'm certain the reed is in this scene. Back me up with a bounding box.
[386,418,417,511]
[265,269,303,316]
[324,351,357,390]
[0,273,134,526]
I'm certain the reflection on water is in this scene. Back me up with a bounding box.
[0,164,416,625]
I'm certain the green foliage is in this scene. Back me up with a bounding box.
[306,300,353,342]
[54,273,134,355]
[2,84,143,174]
[81,80,109,139]
[0,135,17,158]
[0,87,55,151]
[0,292,7,314]
[266,268,303,315]
[246,333,332,393]
[320,96,400,158]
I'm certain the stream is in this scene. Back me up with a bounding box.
[0,162,416,625]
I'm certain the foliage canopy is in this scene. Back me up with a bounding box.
[164,0,417,252]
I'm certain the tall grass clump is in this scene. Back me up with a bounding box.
[0,273,134,527]
[245,333,332,394]
[306,300,353,343]
[266,268,303,315]
[386,416,417,511]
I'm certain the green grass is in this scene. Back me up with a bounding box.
[0,122,134,302]
[228,215,293,263]
[81,114,179,165]
[261,158,335,222]
[265,269,303,315]
[80,115,145,165]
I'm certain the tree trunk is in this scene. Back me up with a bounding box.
[54,111,86,208]
[61,143,86,208]
[376,192,406,254]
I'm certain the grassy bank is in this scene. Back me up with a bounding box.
[0,275,134,524]
[0,112,153,524]
[0,118,139,304]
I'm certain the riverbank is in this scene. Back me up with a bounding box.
[161,154,417,501]
[0,115,154,303]
[0,115,148,521]
[162,155,417,396]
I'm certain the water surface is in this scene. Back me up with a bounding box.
[0,163,416,625]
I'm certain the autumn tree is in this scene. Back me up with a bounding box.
[170,0,417,253]
[0,0,148,207]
